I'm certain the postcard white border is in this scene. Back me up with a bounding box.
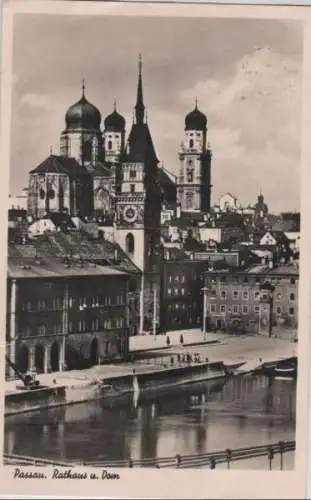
[0,2,310,498]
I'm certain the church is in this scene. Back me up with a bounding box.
[26,56,212,331]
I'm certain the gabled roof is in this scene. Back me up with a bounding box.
[158,166,176,187]
[30,155,89,177]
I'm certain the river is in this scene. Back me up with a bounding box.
[4,374,296,469]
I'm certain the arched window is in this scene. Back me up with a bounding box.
[108,140,112,151]
[126,233,135,255]
[189,139,194,149]
[83,141,92,161]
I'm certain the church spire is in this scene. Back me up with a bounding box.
[135,53,145,124]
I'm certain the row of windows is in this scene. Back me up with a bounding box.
[72,318,124,332]
[167,288,186,296]
[21,295,125,312]
[167,302,199,311]
[209,290,296,301]
[210,276,297,285]
[20,317,124,337]
[209,304,296,315]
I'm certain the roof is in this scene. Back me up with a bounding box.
[39,213,76,230]
[86,162,112,177]
[125,122,158,164]
[158,166,176,186]
[8,230,140,276]
[205,263,299,277]
[30,155,89,177]
[272,219,297,232]
[8,260,126,279]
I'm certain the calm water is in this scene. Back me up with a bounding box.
[4,375,296,465]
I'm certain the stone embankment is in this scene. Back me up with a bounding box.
[4,333,297,416]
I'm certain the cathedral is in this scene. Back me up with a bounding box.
[26,56,212,330]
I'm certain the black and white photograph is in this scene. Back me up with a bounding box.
[0,1,310,498]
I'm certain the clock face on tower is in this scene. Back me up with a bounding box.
[123,205,138,223]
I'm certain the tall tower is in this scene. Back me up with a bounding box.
[103,100,126,165]
[60,81,103,166]
[116,55,161,332]
[177,100,212,215]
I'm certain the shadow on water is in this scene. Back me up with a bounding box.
[4,375,296,464]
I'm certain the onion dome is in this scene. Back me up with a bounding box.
[185,99,207,131]
[65,81,101,131]
[104,101,125,131]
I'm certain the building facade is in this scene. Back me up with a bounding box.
[203,265,299,335]
[6,263,130,377]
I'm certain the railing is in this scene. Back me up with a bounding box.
[4,440,295,470]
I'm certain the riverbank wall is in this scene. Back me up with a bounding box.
[4,361,228,417]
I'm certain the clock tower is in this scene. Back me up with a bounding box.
[116,55,161,333]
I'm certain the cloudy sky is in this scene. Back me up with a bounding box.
[10,14,302,212]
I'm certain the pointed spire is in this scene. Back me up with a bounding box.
[49,145,53,155]
[195,97,198,109]
[135,53,145,124]
[82,78,86,97]
[113,98,117,111]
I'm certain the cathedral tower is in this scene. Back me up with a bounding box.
[60,81,103,166]
[103,101,126,165]
[116,55,161,332]
[177,101,212,214]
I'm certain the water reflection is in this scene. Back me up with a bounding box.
[4,375,296,465]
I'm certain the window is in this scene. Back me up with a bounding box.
[107,140,112,150]
[254,305,260,313]
[181,288,185,295]
[78,320,86,332]
[243,291,249,300]
[83,140,92,161]
[174,276,179,283]
[232,276,239,284]
[168,274,172,283]
[220,276,227,283]
[221,291,227,299]
[254,291,260,300]
[181,275,185,283]
[255,277,261,284]
[276,293,282,301]
[189,139,194,148]
[130,169,136,178]
[174,288,178,295]
[37,299,47,311]
[104,319,111,329]
[175,304,179,310]
[37,324,47,336]
[125,233,135,255]
[276,307,281,315]
[242,305,249,314]
[130,184,135,194]
[68,297,73,308]
[233,304,239,314]
[185,191,194,209]
[232,290,239,300]
[220,305,226,314]
[243,277,249,283]
[289,307,295,315]
[210,290,216,298]
[68,322,73,333]
[91,318,100,331]
[290,293,295,301]
[167,288,172,296]
[187,169,194,182]
[290,278,296,285]
[210,304,216,313]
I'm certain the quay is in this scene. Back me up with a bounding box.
[4,332,297,416]
[3,440,295,470]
